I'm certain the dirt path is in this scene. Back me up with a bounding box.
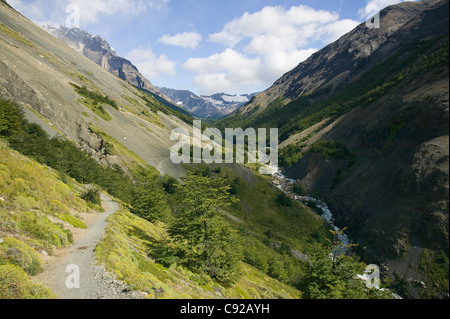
[32,194,142,299]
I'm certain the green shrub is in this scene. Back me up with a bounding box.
[70,83,118,109]
[310,140,351,160]
[80,186,101,205]
[293,182,305,196]
[0,238,43,275]
[0,264,56,299]
[275,192,292,207]
[160,174,178,194]
[17,211,72,248]
[57,214,87,229]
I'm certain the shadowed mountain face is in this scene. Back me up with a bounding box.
[219,0,449,298]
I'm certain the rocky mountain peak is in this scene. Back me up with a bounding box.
[44,25,173,103]
[44,25,115,55]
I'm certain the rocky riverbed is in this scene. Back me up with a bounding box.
[269,166,350,246]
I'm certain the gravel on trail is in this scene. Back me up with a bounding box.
[33,194,144,299]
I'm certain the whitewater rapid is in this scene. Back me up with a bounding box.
[267,165,350,247]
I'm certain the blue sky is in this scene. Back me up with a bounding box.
[9,0,414,95]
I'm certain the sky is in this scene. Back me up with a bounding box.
[8,0,416,95]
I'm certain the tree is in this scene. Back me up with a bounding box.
[168,173,242,284]
[0,98,24,138]
[300,229,391,299]
[131,175,171,223]
[161,174,178,194]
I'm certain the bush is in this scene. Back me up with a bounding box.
[0,98,23,137]
[0,238,43,275]
[275,192,292,207]
[293,182,305,196]
[17,211,72,248]
[70,83,118,109]
[310,140,351,160]
[0,264,56,299]
[161,174,178,194]
[80,186,101,205]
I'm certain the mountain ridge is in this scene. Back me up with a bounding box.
[0,3,192,179]
[158,86,256,119]
[234,0,443,118]
[218,0,449,299]
[44,25,177,106]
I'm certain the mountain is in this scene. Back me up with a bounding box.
[230,0,446,119]
[44,25,176,105]
[0,6,192,179]
[157,87,256,119]
[219,0,449,299]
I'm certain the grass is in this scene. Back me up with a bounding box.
[0,140,99,298]
[206,164,330,252]
[382,121,403,150]
[175,164,331,288]
[0,237,43,276]
[0,23,34,48]
[0,140,90,251]
[70,83,118,121]
[0,265,56,299]
[78,98,112,121]
[96,208,302,299]
[88,125,158,177]
[418,249,449,298]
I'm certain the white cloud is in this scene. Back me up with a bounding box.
[8,0,66,25]
[9,0,170,27]
[126,46,176,80]
[158,32,202,49]
[67,0,148,26]
[183,49,262,95]
[209,5,341,48]
[186,5,359,94]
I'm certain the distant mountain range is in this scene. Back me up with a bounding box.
[157,87,257,119]
[44,25,253,119]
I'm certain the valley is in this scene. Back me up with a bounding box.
[0,0,448,302]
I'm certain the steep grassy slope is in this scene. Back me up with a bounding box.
[0,138,308,299]
[0,139,94,298]
[96,208,302,299]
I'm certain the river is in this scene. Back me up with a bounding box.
[266,165,350,247]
